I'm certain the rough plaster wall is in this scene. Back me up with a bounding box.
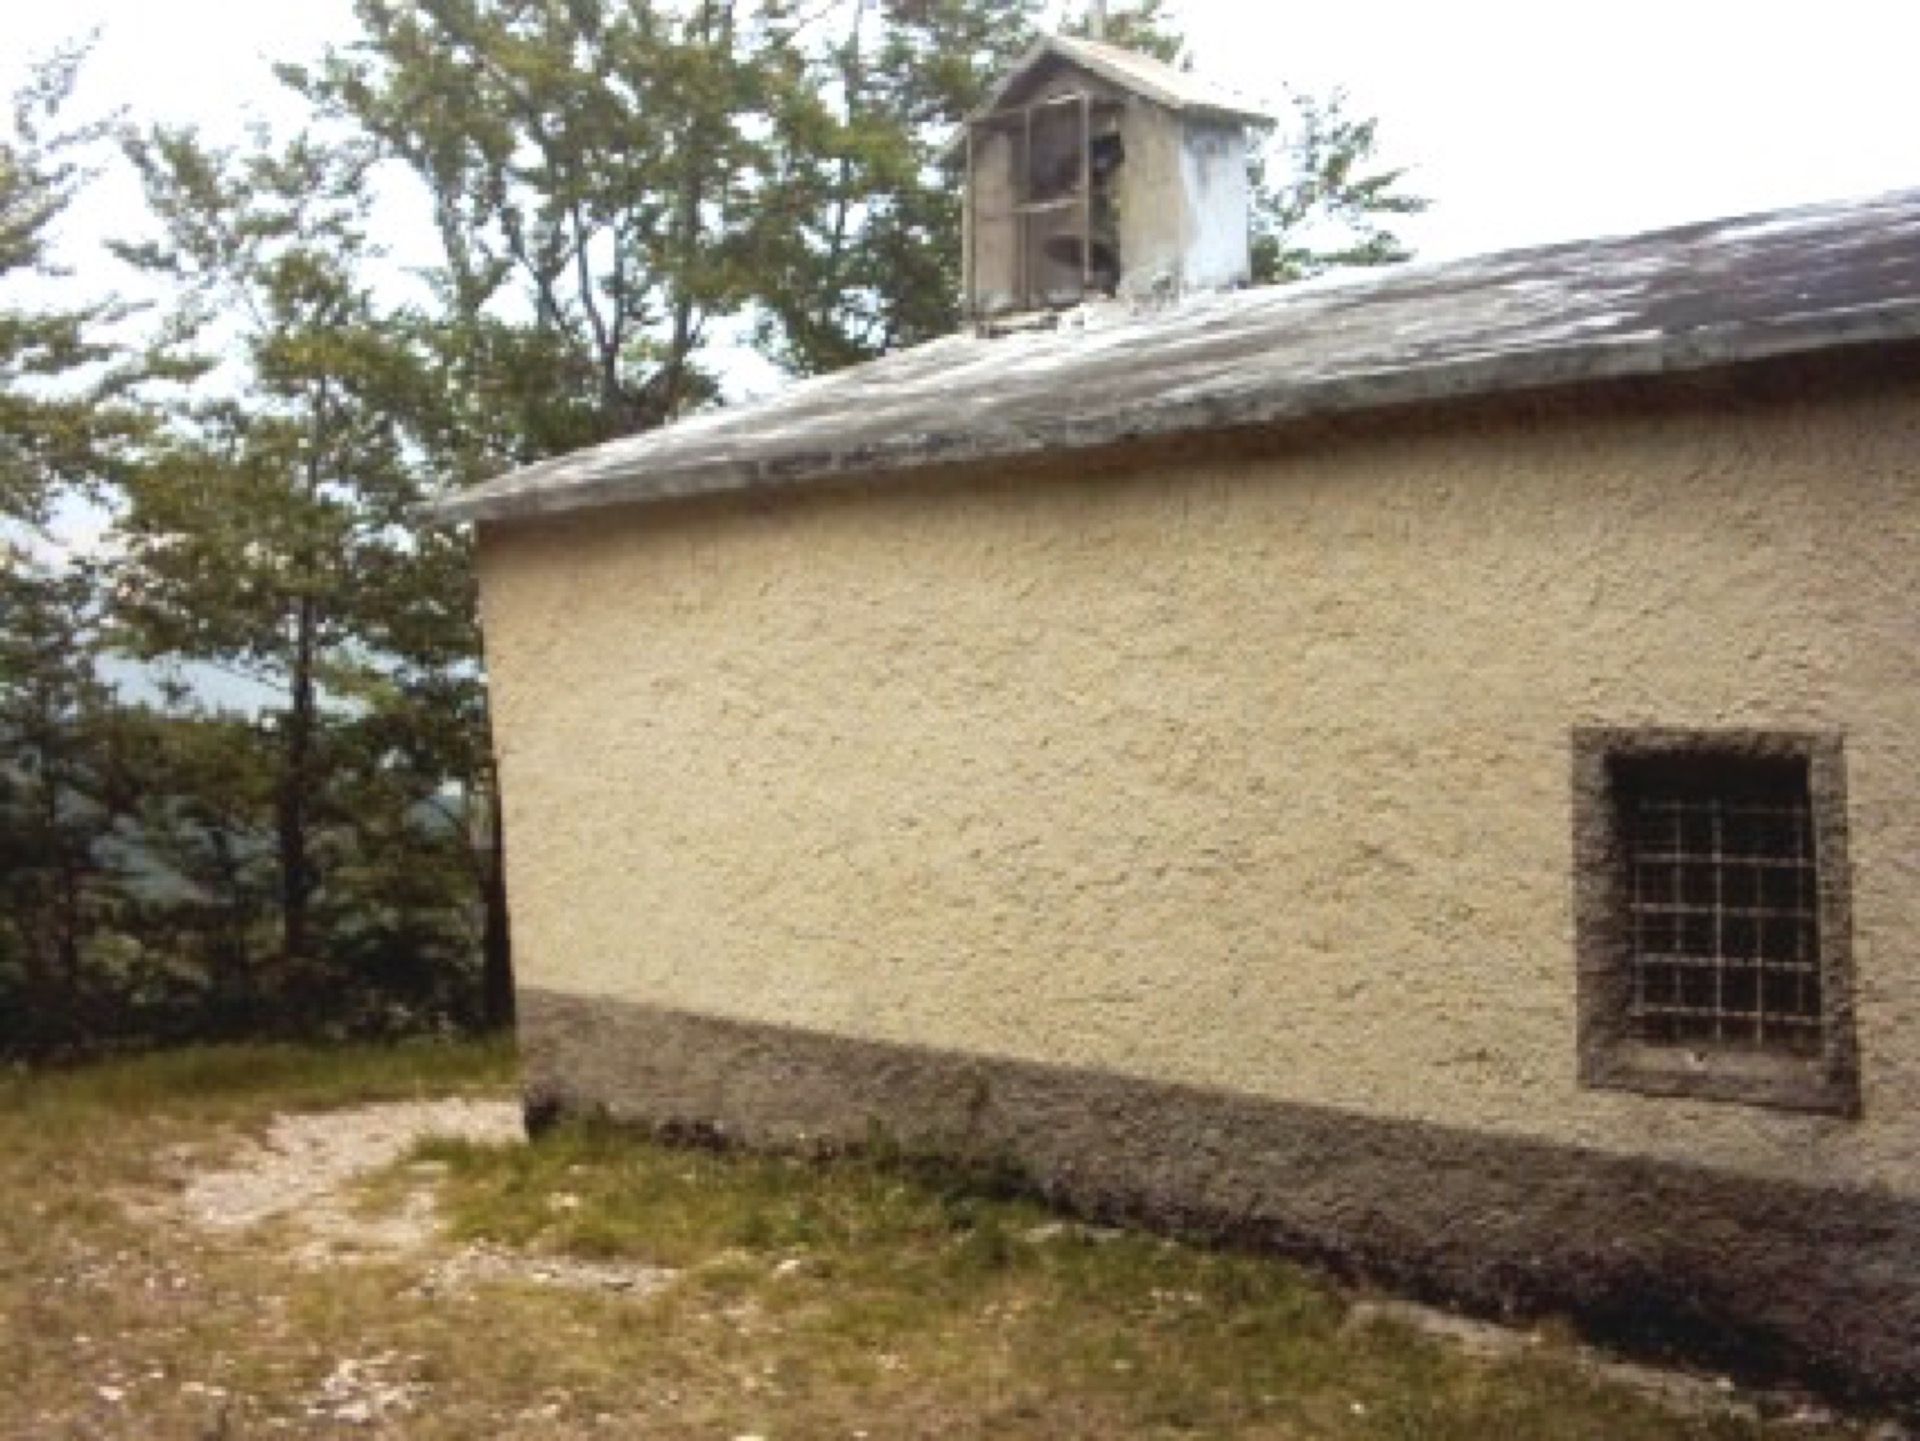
[478,373,1920,1197]
[1175,121,1252,290]
[1115,110,1250,298]
[1116,103,1190,297]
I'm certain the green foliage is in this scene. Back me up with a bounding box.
[0,551,128,1049]
[0,50,145,1051]
[1253,89,1429,285]
[287,0,789,455]
[98,128,497,1042]
[0,40,147,527]
[1059,0,1183,59]
[747,0,1044,371]
[110,712,283,1030]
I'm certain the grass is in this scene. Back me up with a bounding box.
[0,1035,518,1121]
[0,1043,1873,1439]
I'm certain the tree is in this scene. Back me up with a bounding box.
[109,128,463,1019]
[111,126,515,1033]
[0,39,140,528]
[287,0,788,460]
[293,3,1186,388]
[114,707,284,1038]
[1251,89,1428,285]
[301,0,1424,395]
[1060,0,1181,57]
[325,474,515,1029]
[0,43,161,1054]
[0,551,134,1050]
[748,0,1042,372]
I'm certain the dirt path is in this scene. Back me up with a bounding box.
[181,1099,522,1233]
[153,1099,680,1430]
[168,1099,676,1292]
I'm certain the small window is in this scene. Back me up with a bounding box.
[1572,730,1859,1115]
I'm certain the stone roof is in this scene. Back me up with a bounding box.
[434,187,1920,526]
[964,35,1275,131]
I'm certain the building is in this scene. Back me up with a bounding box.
[435,39,1920,1404]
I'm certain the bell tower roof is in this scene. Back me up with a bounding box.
[956,34,1273,145]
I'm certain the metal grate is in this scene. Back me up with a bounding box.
[1622,759,1822,1053]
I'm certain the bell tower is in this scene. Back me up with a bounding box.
[958,35,1272,321]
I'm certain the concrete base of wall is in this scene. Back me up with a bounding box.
[521,987,1920,1407]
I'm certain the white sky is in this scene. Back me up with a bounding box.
[1180,0,1920,260]
[5,0,1916,275]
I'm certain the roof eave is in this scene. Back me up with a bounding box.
[429,302,1920,528]
[937,35,1273,160]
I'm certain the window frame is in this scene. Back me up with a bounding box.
[1571,728,1860,1117]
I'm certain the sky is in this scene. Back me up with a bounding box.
[5,0,1916,276]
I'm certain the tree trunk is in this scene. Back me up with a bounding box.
[656,0,734,422]
[37,741,82,1045]
[479,773,515,1031]
[278,594,319,979]
[56,857,82,993]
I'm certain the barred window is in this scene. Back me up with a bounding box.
[1573,731,1858,1116]
[1621,754,1821,1053]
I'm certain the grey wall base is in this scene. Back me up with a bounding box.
[521,987,1920,1408]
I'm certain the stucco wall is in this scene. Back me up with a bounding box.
[1112,104,1252,299]
[478,362,1920,1205]
[1171,118,1252,292]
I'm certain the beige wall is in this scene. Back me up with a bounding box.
[479,365,1920,1197]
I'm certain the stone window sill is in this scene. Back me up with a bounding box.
[1582,1040,1858,1117]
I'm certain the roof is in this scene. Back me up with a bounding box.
[434,187,1920,527]
[964,34,1275,130]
